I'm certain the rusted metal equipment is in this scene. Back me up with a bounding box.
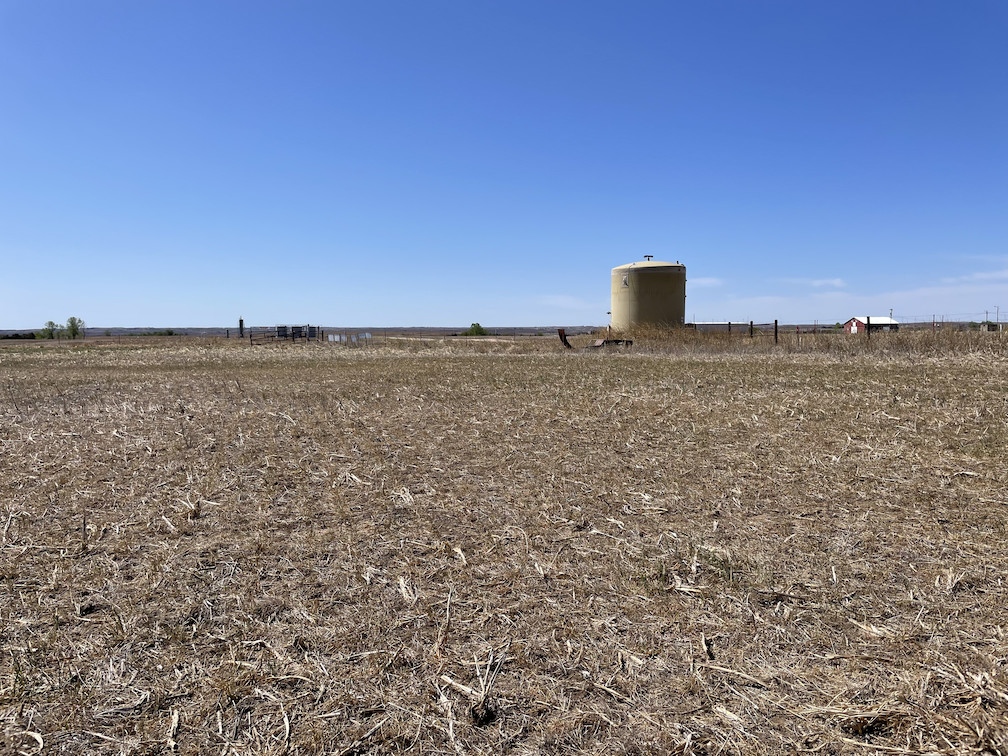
[558,328,632,350]
[593,338,632,348]
[249,324,324,346]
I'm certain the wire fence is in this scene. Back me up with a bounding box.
[9,314,1002,348]
[692,317,1005,335]
[248,325,323,345]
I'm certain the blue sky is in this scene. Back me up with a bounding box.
[2,1,1006,328]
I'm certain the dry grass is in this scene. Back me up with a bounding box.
[2,338,1007,754]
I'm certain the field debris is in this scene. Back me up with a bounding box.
[1,339,1007,753]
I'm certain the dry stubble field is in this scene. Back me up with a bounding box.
[1,336,1007,755]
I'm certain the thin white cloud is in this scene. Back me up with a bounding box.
[940,268,1008,285]
[780,277,846,288]
[689,274,1008,324]
[946,254,1008,265]
[688,277,723,288]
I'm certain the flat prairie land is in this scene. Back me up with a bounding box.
[1,339,1007,755]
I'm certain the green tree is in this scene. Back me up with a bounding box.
[463,322,488,336]
[65,316,85,340]
[40,321,59,339]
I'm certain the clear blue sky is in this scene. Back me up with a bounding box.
[2,1,1006,328]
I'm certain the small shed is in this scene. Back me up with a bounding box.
[844,316,899,334]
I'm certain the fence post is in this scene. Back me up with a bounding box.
[749,321,753,338]
[867,316,871,341]
[774,320,778,344]
[728,321,731,334]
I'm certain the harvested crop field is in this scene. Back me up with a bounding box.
[2,339,1007,755]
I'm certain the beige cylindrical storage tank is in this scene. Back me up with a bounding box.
[610,258,686,330]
